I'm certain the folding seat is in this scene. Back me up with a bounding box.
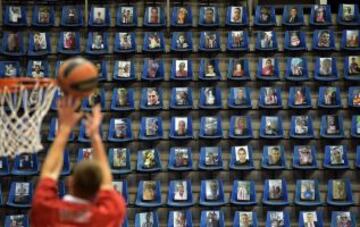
[32,5,55,27]
[198,6,220,27]
[282,5,305,26]
[229,145,255,170]
[135,212,160,227]
[284,57,309,81]
[57,32,81,55]
[261,145,286,170]
[259,116,284,139]
[199,179,226,206]
[289,115,315,139]
[312,30,335,51]
[167,180,195,207]
[199,59,221,81]
[319,115,345,139]
[143,32,165,53]
[227,87,252,109]
[169,87,193,110]
[262,179,289,206]
[28,32,51,56]
[47,118,75,142]
[50,88,63,111]
[167,147,193,171]
[284,31,306,51]
[4,214,29,227]
[116,5,137,27]
[107,118,133,142]
[258,87,282,109]
[199,31,221,52]
[317,87,342,108]
[309,5,332,26]
[200,210,225,227]
[253,5,276,27]
[168,210,193,227]
[85,32,109,55]
[294,180,322,206]
[138,117,163,140]
[199,87,222,109]
[0,61,20,78]
[4,5,27,26]
[12,153,39,176]
[198,146,224,170]
[230,180,257,206]
[255,31,278,52]
[1,32,26,57]
[113,60,136,81]
[88,5,110,27]
[171,6,193,27]
[169,116,194,140]
[170,32,193,53]
[60,5,83,27]
[292,145,318,170]
[110,88,135,111]
[227,59,251,81]
[113,32,136,54]
[337,4,360,26]
[135,181,162,207]
[327,178,354,206]
[323,145,349,169]
[225,5,249,27]
[226,31,249,52]
[330,211,356,227]
[199,116,223,139]
[112,180,128,204]
[256,58,280,80]
[0,156,10,176]
[341,30,360,51]
[60,150,71,176]
[170,59,193,81]
[351,115,360,138]
[143,5,166,27]
[26,60,50,78]
[298,211,323,227]
[140,87,163,110]
[344,56,360,80]
[7,182,33,208]
[108,148,131,174]
[141,58,165,81]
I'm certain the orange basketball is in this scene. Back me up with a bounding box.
[57,57,98,98]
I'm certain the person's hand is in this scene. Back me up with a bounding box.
[85,104,103,139]
[57,96,83,133]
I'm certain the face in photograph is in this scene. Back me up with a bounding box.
[33,32,47,51]
[324,87,337,105]
[326,115,339,134]
[262,58,274,76]
[66,7,78,24]
[204,87,216,105]
[64,32,76,49]
[147,88,160,106]
[175,60,188,77]
[268,146,281,165]
[113,148,127,168]
[9,215,25,227]
[330,146,344,165]
[82,148,93,160]
[265,116,278,135]
[114,119,127,138]
[269,212,284,227]
[9,6,21,23]
[145,118,158,136]
[235,146,249,164]
[239,212,252,227]
[19,154,33,169]
[175,148,189,167]
[4,63,17,76]
[352,89,360,106]
[31,61,44,78]
[289,31,300,47]
[349,56,360,75]
[237,181,250,201]
[259,7,270,23]
[315,5,326,23]
[336,212,352,227]
[260,31,273,48]
[174,211,186,227]
[318,30,330,48]
[264,87,277,105]
[269,180,282,200]
[288,7,298,23]
[290,58,303,76]
[175,88,189,106]
[116,88,128,107]
[119,33,132,49]
[15,182,29,195]
[92,32,104,50]
[174,181,187,201]
[301,180,315,201]
[175,117,187,136]
[231,7,242,23]
[294,87,306,105]
[205,180,219,200]
[234,87,246,105]
[343,4,355,22]
[333,180,346,200]
[303,212,317,226]
[204,7,215,24]
[175,32,189,49]
[147,59,160,78]
[205,147,219,166]
[204,32,217,49]
[319,58,332,76]
[232,31,244,48]
[117,61,130,78]
[346,30,359,48]
[39,6,50,24]
[112,181,123,194]
[233,60,245,77]
[177,7,187,24]
[149,7,160,24]
[148,32,161,49]
[7,32,19,52]
[234,116,247,135]
[140,212,154,227]
[204,117,217,136]
[93,7,105,24]
[143,149,156,169]
[206,211,219,226]
[295,116,308,135]
[121,7,133,24]
[205,61,216,77]
[299,146,313,165]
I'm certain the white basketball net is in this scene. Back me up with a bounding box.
[0,84,57,157]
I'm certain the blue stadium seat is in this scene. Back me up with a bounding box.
[355,145,360,168]
[109,148,131,174]
[351,115,360,138]
[318,87,342,108]
[199,87,222,109]
[282,5,305,26]
[199,116,223,139]
[229,115,253,139]
[337,4,360,26]
[32,5,55,27]
[113,60,136,81]
[298,211,323,227]
[4,5,27,26]
[86,32,109,55]
[198,6,220,27]
[28,32,51,56]
[141,58,165,81]
[230,180,257,206]
[226,31,249,52]
[288,87,312,109]
[1,32,26,57]
[167,180,195,207]
[122,218,129,227]
[170,32,193,53]
[229,145,255,170]
[169,116,194,139]
[57,32,81,55]
[294,180,322,206]
[323,145,349,169]
[61,150,71,176]
[256,58,280,80]
[168,147,193,171]
[77,147,94,162]
[327,178,354,206]
[320,115,345,138]
[0,61,20,78]
[135,211,160,227]
[143,32,165,53]
[12,153,39,176]
[170,59,193,81]
[7,182,33,208]
[114,32,136,54]
[290,115,315,139]
[78,120,103,143]
[227,59,251,81]
[200,210,225,227]
[258,87,282,108]
[48,118,75,142]
[225,6,249,27]
[107,118,133,142]
[135,181,162,207]
[60,5,83,27]
[92,60,107,82]
[330,211,356,227]
[255,31,278,51]
[254,5,276,27]
[54,61,64,79]
[143,6,166,27]
[261,145,286,170]
[262,179,289,206]
[344,56,360,81]
[348,87,360,108]
[140,87,163,110]
[58,180,66,198]
[227,87,252,109]
[110,88,135,111]
[309,5,332,26]
[199,179,226,206]
[259,116,284,139]
[312,30,335,51]
[0,156,10,176]
[198,146,224,170]
[285,57,309,81]
[284,31,306,51]
[50,88,63,111]
[293,145,318,170]
[26,60,50,78]
[4,214,29,227]
[199,59,221,81]
[116,5,137,27]
[171,6,192,27]
[265,210,290,227]
[168,210,193,227]
[88,5,110,27]
[81,88,106,111]
[138,117,163,140]
[341,30,360,51]
[169,87,193,110]
[199,31,221,52]
[112,180,128,204]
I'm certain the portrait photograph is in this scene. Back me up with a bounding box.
[93,7,105,24]
[346,30,359,48]
[63,32,76,50]
[91,32,104,50]
[289,31,301,47]
[204,117,218,136]
[114,119,127,138]
[174,148,189,167]
[204,32,217,49]
[239,212,252,227]
[19,154,33,169]
[264,87,278,105]
[112,181,123,194]
[234,116,248,135]
[87,89,101,108]
[232,31,244,48]
[206,211,219,226]
[287,7,299,23]
[205,147,219,166]
[175,60,188,77]
[33,32,47,51]
[290,58,304,76]
[15,182,30,203]
[175,117,187,136]
[265,116,278,135]
[175,88,189,106]
[205,60,217,77]
[269,212,284,227]
[38,6,50,24]
[145,118,158,136]
[203,7,216,24]
[303,212,317,226]
[237,181,250,201]
[148,6,160,24]
[317,30,330,48]
[314,5,326,23]
[230,7,242,23]
[294,87,306,105]
[120,7,133,24]
[268,179,282,200]
[146,88,160,106]
[326,115,340,135]
[235,146,249,165]
[176,32,189,49]
[268,146,281,165]
[139,212,154,226]
[259,6,271,23]
[9,215,25,227]
[176,7,188,25]
[295,116,308,135]
[112,148,127,168]
[233,87,247,105]
[300,180,315,201]
[205,180,219,200]
[4,63,17,76]
[356,116,360,134]
[117,88,129,107]
[147,59,160,78]
[299,146,313,165]
[336,212,352,226]
[342,4,355,22]
[119,33,132,49]
[117,61,131,78]
[260,31,273,49]
[324,87,337,105]
[148,32,161,49]
[330,146,344,165]
[31,61,44,78]
[82,148,93,160]
[142,182,156,200]
[142,149,156,169]
[204,87,216,105]
[262,58,275,76]
[333,180,346,200]
[66,7,78,24]
[173,211,187,227]
[174,181,187,201]
[348,56,360,75]
[232,60,245,77]
[9,6,22,23]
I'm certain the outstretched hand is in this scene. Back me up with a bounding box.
[57,96,83,133]
[85,104,103,138]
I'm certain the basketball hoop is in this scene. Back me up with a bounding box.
[0,77,57,157]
